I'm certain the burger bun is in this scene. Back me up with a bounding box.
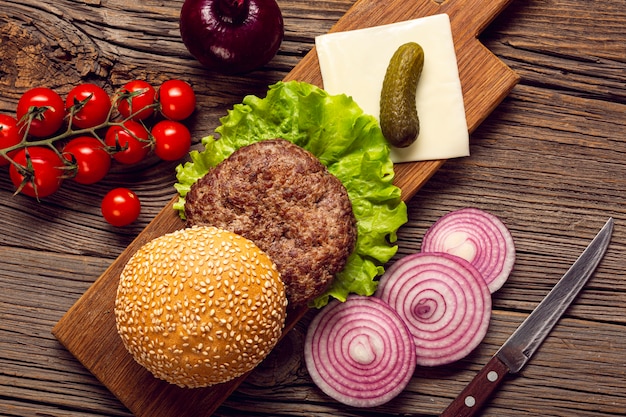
[114,226,288,388]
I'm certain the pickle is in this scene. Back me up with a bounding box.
[379,42,424,148]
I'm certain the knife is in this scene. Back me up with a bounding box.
[440,217,614,417]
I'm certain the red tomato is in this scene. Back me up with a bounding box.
[101,188,141,227]
[116,80,156,121]
[151,120,192,161]
[16,87,66,138]
[0,114,21,166]
[66,83,112,129]
[63,136,111,184]
[9,146,65,198]
[158,79,196,121]
[104,121,150,164]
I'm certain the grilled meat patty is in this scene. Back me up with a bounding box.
[184,139,357,305]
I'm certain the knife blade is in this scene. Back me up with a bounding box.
[440,217,614,417]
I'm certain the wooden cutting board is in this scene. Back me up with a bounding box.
[52,0,519,415]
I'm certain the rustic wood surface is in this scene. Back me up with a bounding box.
[1,1,625,417]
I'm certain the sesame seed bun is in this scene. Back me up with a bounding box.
[114,226,288,388]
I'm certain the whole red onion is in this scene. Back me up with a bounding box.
[179,0,284,74]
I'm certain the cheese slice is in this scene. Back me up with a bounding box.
[315,14,469,163]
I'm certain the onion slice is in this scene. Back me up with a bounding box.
[375,252,491,367]
[421,207,515,293]
[304,295,416,408]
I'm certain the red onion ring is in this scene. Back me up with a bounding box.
[421,207,515,293]
[375,252,491,367]
[304,295,416,407]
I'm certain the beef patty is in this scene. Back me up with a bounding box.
[184,139,357,305]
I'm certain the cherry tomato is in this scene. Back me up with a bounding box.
[116,80,156,121]
[16,87,66,138]
[0,114,21,166]
[104,120,150,164]
[158,80,196,121]
[62,136,111,184]
[101,187,141,227]
[66,83,112,129]
[151,120,192,161]
[9,146,65,198]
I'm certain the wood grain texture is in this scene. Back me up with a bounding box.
[2,0,626,416]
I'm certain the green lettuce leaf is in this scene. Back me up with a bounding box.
[174,80,407,308]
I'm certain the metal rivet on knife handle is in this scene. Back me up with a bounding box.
[440,356,509,417]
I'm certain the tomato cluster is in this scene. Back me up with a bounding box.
[0,79,196,226]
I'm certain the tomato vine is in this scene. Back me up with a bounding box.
[0,79,197,225]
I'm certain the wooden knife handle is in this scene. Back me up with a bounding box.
[440,356,510,417]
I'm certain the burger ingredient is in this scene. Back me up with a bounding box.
[304,295,416,407]
[9,146,65,199]
[1,79,196,202]
[421,207,515,293]
[179,0,284,74]
[174,81,408,307]
[158,80,196,121]
[104,120,150,165]
[379,42,424,148]
[16,87,65,138]
[115,80,157,121]
[184,139,357,305]
[305,210,515,405]
[151,120,193,161]
[65,83,112,129]
[375,252,492,367]
[315,14,469,163]
[62,136,111,185]
[101,188,141,227]
[115,226,288,388]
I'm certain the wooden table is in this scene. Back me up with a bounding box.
[1,0,625,416]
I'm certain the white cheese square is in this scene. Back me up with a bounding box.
[315,14,469,163]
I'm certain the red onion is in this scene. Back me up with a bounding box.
[304,295,416,408]
[421,207,515,293]
[179,0,284,74]
[375,253,491,367]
